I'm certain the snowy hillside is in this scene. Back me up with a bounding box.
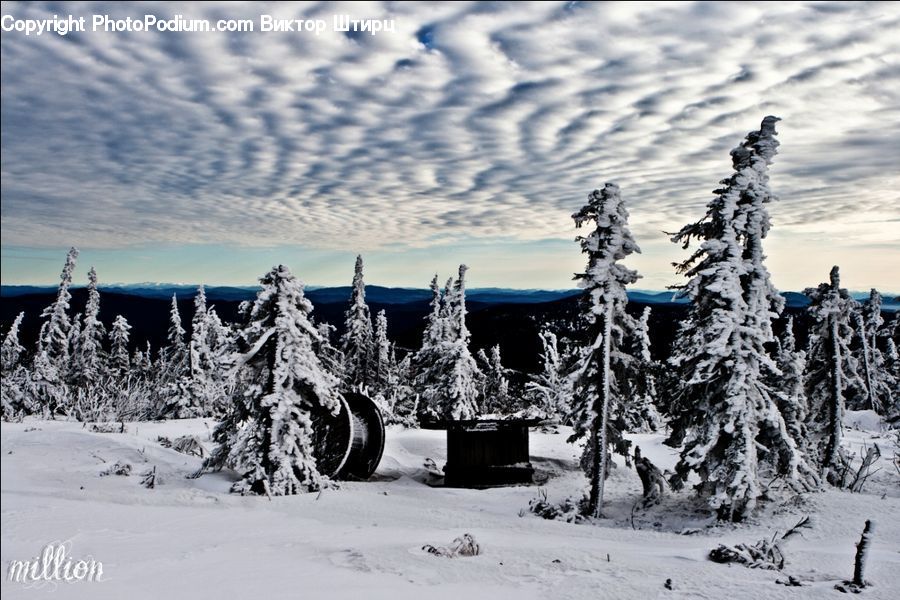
[2,414,897,600]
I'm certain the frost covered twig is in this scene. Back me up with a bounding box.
[423,533,480,558]
[141,466,158,489]
[709,516,811,571]
[848,444,881,493]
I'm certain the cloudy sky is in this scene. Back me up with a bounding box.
[2,1,898,291]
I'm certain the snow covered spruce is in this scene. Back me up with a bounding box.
[568,182,643,518]
[201,265,342,495]
[665,116,819,521]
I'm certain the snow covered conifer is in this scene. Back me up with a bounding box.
[1,313,26,375]
[38,247,79,371]
[1,313,28,419]
[72,267,106,386]
[205,265,341,495]
[109,315,132,375]
[804,266,866,485]
[26,349,68,418]
[568,182,641,518]
[478,345,512,415]
[526,329,572,421]
[190,285,211,378]
[156,295,194,418]
[772,317,809,449]
[666,117,817,520]
[390,352,418,424]
[854,289,894,415]
[621,307,662,432]
[66,314,82,381]
[883,320,900,422]
[413,275,446,406]
[418,266,482,421]
[340,255,374,390]
[186,286,221,416]
[371,309,391,393]
[314,321,345,384]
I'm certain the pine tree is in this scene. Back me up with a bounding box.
[666,117,817,520]
[568,182,641,518]
[478,345,512,415]
[109,315,132,375]
[340,255,374,390]
[1,313,28,419]
[73,267,107,386]
[205,265,341,495]
[525,329,572,421]
[804,266,866,485]
[38,247,79,372]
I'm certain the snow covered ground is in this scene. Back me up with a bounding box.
[2,415,898,600]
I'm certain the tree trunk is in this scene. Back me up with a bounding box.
[590,305,613,519]
[853,520,874,587]
[825,315,844,483]
[854,314,878,413]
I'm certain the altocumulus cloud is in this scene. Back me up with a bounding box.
[1,1,898,288]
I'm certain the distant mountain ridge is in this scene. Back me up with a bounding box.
[1,284,897,310]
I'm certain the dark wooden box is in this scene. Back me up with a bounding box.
[424,419,541,487]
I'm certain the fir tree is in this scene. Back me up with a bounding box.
[568,182,641,518]
[66,314,82,382]
[413,275,446,412]
[204,305,234,416]
[772,317,809,450]
[157,295,194,418]
[621,307,662,432]
[666,117,817,520]
[478,345,512,415]
[134,341,154,379]
[26,349,68,418]
[186,286,220,416]
[525,329,572,421]
[340,255,374,390]
[804,266,865,485]
[109,315,132,375]
[372,309,391,393]
[1,313,26,375]
[418,266,481,421]
[390,352,419,424]
[38,247,79,372]
[73,267,106,386]
[314,322,345,384]
[205,265,341,495]
[854,289,894,414]
[1,313,28,419]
